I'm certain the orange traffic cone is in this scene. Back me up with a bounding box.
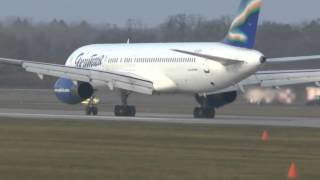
[288,162,298,179]
[261,130,269,142]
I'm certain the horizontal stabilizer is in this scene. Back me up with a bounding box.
[172,49,244,66]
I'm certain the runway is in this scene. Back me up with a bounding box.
[0,108,320,128]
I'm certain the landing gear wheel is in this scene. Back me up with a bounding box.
[92,107,98,116]
[85,106,98,116]
[193,107,202,118]
[86,106,92,115]
[127,106,136,116]
[114,105,136,117]
[193,107,215,119]
[206,108,215,118]
[114,105,120,116]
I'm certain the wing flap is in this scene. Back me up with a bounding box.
[260,77,320,87]
[242,69,320,87]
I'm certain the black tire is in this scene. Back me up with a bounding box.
[92,107,98,116]
[114,105,121,116]
[114,105,136,117]
[128,106,136,116]
[85,106,92,115]
[193,107,215,119]
[204,108,215,118]
[193,107,202,118]
[115,105,127,116]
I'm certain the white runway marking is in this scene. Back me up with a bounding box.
[0,108,319,128]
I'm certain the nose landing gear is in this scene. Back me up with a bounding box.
[82,96,100,116]
[86,105,98,116]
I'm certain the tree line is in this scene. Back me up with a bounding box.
[1,15,320,88]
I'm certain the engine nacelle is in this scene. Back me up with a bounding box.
[197,91,238,108]
[54,78,94,104]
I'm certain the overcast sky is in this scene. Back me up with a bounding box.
[0,0,319,26]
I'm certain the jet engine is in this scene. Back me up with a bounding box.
[196,91,238,108]
[54,78,94,104]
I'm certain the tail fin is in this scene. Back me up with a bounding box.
[222,0,262,49]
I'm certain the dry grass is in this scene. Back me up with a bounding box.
[0,118,319,180]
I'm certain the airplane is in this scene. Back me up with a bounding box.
[1,0,320,118]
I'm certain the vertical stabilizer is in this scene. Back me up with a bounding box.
[222,0,262,49]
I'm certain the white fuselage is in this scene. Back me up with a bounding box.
[65,42,264,94]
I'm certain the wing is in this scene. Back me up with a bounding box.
[267,55,320,63]
[0,58,154,95]
[246,69,320,87]
[213,69,320,94]
[210,55,320,94]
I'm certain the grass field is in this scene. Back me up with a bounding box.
[0,118,320,180]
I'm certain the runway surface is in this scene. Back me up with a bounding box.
[0,108,320,128]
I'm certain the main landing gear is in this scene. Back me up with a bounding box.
[193,107,215,119]
[193,94,216,119]
[114,91,136,117]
